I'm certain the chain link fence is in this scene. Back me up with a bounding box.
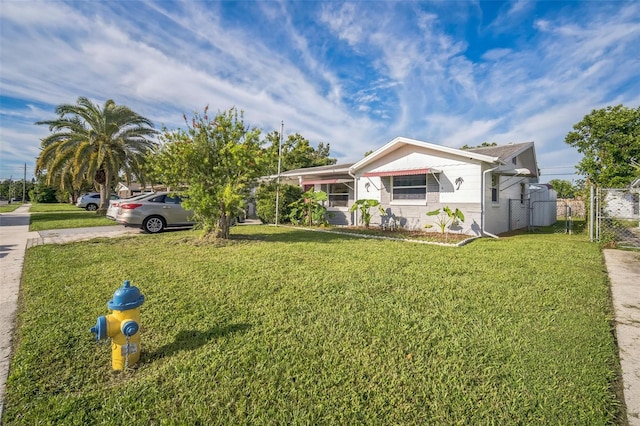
[590,186,640,249]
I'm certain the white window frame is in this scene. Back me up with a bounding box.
[391,174,427,202]
[322,183,349,208]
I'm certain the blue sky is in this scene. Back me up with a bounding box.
[1,1,639,184]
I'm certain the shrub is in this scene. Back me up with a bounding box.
[255,182,302,224]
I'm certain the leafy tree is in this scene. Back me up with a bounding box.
[36,97,158,213]
[349,199,385,228]
[0,178,35,202]
[263,132,336,174]
[150,107,264,239]
[29,179,58,203]
[565,105,640,187]
[255,182,303,224]
[548,179,576,198]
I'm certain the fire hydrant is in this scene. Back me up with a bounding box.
[90,280,145,370]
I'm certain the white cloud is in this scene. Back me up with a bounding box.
[0,1,638,183]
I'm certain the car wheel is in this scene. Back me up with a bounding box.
[143,216,165,234]
[86,203,98,211]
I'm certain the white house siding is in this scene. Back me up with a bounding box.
[357,162,485,235]
[483,172,532,234]
[357,176,382,204]
[604,190,640,220]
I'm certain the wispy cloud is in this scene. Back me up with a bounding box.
[0,1,638,180]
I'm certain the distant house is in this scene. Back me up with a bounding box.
[272,137,542,236]
[115,182,166,198]
[603,178,640,222]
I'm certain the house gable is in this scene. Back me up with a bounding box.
[351,137,500,172]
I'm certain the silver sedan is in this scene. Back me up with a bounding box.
[115,192,196,233]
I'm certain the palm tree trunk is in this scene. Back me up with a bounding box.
[97,169,111,214]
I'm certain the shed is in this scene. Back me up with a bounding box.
[529,183,557,227]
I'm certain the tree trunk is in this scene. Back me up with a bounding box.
[97,169,110,215]
[215,213,230,239]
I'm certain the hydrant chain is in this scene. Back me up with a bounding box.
[125,335,130,370]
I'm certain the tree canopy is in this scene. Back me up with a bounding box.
[548,179,576,198]
[263,132,336,175]
[460,142,498,150]
[565,105,640,187]
[35,97,158,212]
[149,107,264,239]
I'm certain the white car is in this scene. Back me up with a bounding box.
[76,193,119,211]
[106,193,152,220]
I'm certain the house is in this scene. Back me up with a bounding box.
[115,182,167,198]
[274,137,541,236]
[275,163,356,225]
[603,178,640,222]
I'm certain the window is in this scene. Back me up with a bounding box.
[164,194,182,204]
[491,174,500,203]
[512,156,517,165]
[323,183,349,207]
[392,175,427,200]
[520,183,526,204]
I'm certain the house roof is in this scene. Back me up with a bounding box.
[267,162,355,179]
[350,137,501,172]
[466,142,534,162]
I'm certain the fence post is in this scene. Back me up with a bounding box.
[589,185,594,242]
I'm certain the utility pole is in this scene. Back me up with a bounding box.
[23,163,26,202]
[275,121,283,226]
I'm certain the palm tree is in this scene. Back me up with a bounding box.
[36,97,158,212]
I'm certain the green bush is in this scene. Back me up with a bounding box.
[29,184,57,203]
[255,182,302,224]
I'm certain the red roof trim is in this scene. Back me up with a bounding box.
[363,168,431,177]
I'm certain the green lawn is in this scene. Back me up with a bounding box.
[29,203,115,231]
[0,203,22,213]
[3,226,623,424]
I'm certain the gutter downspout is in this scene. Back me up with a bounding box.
[348,169,357,226]
[481,165,500,239]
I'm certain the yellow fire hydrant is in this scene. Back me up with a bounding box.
[90,280,145,370]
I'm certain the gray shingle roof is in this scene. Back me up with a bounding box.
[466,142,533,162]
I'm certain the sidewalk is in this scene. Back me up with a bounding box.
[604,249,640,426]
[0,206,638,423]
[0,204,38,416]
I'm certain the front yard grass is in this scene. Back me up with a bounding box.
[0,203,22,213]
[3,226,623,424]
[29,203,114,231]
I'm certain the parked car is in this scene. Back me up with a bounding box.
[106,193,152,220]
[116,192,196,233]
[76,192,119,211]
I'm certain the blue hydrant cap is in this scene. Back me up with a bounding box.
[107,280,145,311]
[90,316,107,341]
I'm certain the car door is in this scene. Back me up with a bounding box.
[162,194,193,225]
